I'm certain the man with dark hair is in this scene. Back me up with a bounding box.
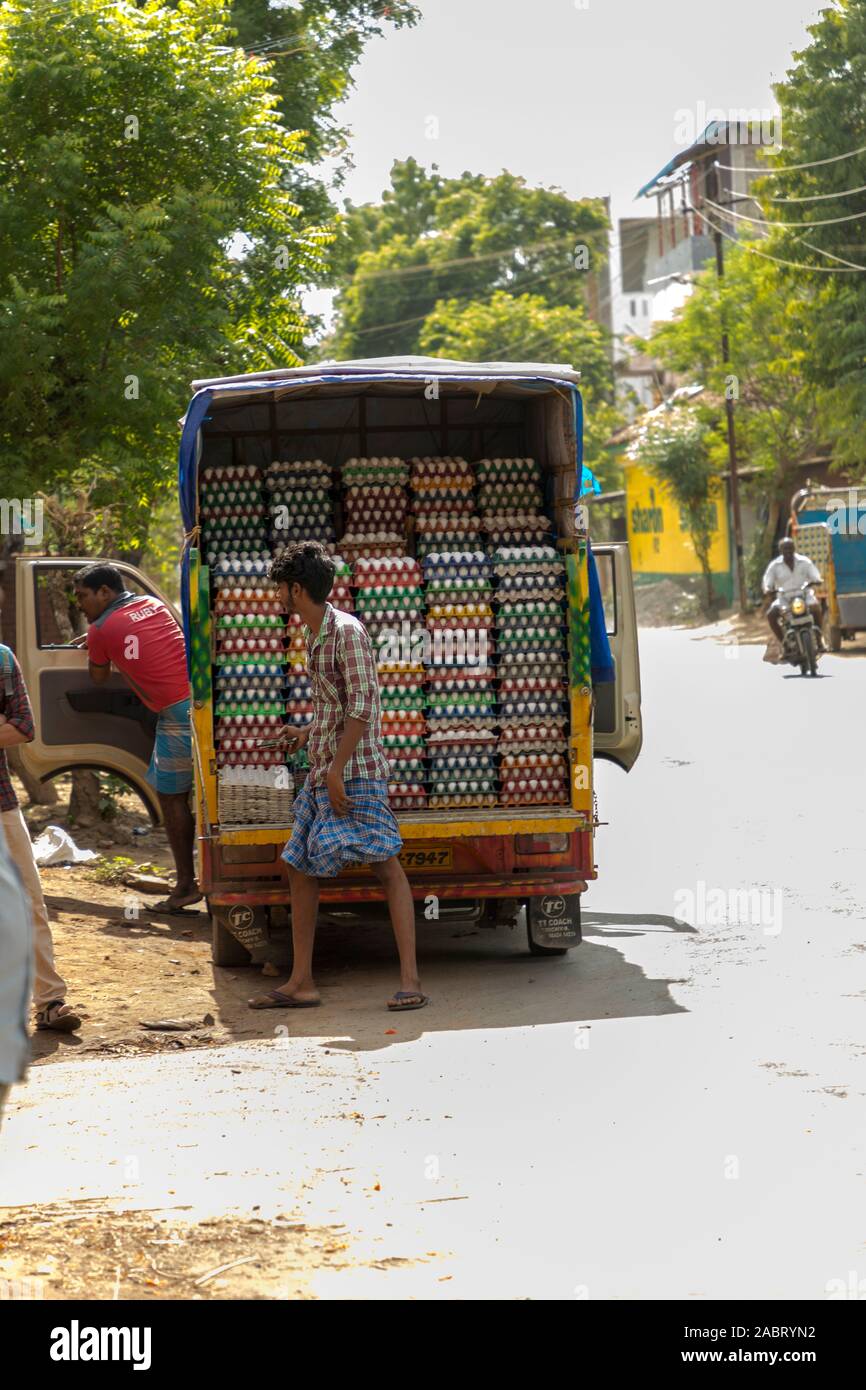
[74,564,199,913]
[249,541,427,1013]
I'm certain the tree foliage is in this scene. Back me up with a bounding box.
[173,0,421,223]
[420,289,616,463]
[0,0,331,549]
[767,0,866,465]
[635,410,720,612]
[327,158,612,360]
[648,241,828,584]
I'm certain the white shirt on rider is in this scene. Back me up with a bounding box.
[762,553,821,596]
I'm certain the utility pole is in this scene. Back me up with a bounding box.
[707,173,748,614]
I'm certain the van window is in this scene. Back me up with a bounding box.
[594,551,616,635]
[34,565,153,648]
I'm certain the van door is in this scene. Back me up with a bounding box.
[591,542,643,771]
[11,557,180,818]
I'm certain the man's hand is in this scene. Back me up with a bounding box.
[326,764,350,817]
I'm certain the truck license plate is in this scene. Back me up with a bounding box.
[400,846,453,870]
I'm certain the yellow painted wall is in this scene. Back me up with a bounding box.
[624,458,730,577]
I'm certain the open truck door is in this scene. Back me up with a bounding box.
[591,542,642,771]
[9,556,179,819]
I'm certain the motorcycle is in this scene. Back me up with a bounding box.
[775,584,820,677]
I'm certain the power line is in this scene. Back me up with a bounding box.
[704,194,866,231]
[713,141,866,175]
[688,201,866,274]
[768,180,866,204]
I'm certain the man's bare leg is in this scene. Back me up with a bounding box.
[157,791,200,907]
[279,866,321,1002]
[371,857,423,1001]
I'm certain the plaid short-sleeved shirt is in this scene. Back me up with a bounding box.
[305,604,390,786]
[0,647,35,812]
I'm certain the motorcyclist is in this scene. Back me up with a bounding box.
[762,537,822,645]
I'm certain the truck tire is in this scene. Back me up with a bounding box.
[210,904,253,967]
[802,627,818,676]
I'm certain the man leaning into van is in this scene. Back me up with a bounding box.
[74,563,200,914]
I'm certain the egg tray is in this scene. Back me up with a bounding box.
[203,513,269,534]
[499,790,570,807]
[201,464,263,483]
[341,457,409,483]
[265,458,331,482]
[339,536,407,562]
[426,674,495,693]
[482,522,553,545]
[210,557,272,577]
[428,794,498,809]
[383,735,427,753]
[214,699,285,719]
[270,526,335,548]
[475,458,542,480]
[426,729,498,751]
[410,455,473,477]
[498,728,568,752]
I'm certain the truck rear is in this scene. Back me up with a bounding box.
[179,357,641,964]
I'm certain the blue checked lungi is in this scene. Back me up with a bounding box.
[146,698,193,795]
[282,778,403,878]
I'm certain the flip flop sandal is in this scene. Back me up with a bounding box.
[150,898,204,916]
[36,1001,82,1033]
[387,991,430,1012]
[248,990,322,1010]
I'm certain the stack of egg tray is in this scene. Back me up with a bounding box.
[200,464,269,570]
[340,457,408,560]
[493,545,569,806]
[423,550,497,809]
[212,566,288,823]
[218,764,293,826]
[266,458,334,555]
[284,612,314,731]
[476,457,552,547]
[354,556,427,811]
[410,457,481,561]
[330,555,354,614]
[284,611,312,729]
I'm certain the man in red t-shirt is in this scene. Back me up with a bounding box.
[74,564,200,913]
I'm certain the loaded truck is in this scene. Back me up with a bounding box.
[8,356,642,963]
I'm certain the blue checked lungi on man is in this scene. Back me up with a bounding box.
[283,778,402,878]
[146,698,193,795]
[281,604,402,877]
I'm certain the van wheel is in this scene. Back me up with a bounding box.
[211,905,253,967]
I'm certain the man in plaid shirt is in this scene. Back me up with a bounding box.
[0,642,82,1031]
[249,541,427,1013]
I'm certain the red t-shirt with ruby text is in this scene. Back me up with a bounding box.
[86,594,189,713]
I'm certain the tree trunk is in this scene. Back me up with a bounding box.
[68,769,101,825]
[6,748,58,806]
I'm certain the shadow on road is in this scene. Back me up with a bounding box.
[205,907,690,1055]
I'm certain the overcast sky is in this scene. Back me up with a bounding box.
[306,0,828,325]
[337,0,824,216]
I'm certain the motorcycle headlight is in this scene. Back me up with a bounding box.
[791,597,806,615]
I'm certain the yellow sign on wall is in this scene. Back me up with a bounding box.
[624,458,730,578]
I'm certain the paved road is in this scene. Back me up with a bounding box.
[2,628,864,1298]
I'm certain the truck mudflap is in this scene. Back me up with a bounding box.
[210,902,270,952]
[527,893,582,949]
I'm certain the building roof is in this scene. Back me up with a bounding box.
[637,120,777,199]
